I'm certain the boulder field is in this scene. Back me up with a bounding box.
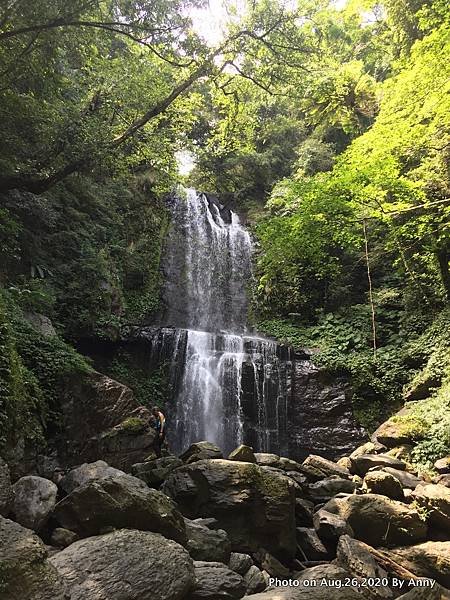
[0,440,449,600]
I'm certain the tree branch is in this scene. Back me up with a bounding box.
[0,19,193,67]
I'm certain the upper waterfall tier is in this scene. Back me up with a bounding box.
[162,188,252,334]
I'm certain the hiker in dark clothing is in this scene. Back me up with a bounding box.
[152,406,166,457]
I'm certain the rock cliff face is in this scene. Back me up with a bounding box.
[286,357,367,461]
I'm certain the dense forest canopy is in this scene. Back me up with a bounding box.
[0,0,449,470]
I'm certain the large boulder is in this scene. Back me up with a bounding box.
[12,476,58,531]
[132,456,183,487]
[180,441,223,463]
[383,467,422,490]
[254,453,281,468]
[302,455,350,479]
[229,553,254,575]
[397,586,447,600]
[362,471,404,500]
[386,541,450,588]
[372,411,416,448]
[189,561,246,600]
[58,372,156,471]
[243,565,266,595]
[162,459,296,560]
[411,483,450,534]
[295,498,314,527]
[306,476,358,501]
[229,445,257,463]
[0,515,66,600]
[434,457,450,475]
[313,509,354,543]
[0,457,12,517]
[60,460,125,494]
[322,494,427,547]
[241,565,362,599]
[437,474,450,488]
[350,454,406,477]
[296,527,330,560]
[50,527,79,549]
[335,535,394,600]
[54,472,186,543]
[349,441,387,459]
[185,518,231,562]
[50,529,195,599]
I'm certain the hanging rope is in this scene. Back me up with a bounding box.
[363,219,377,358]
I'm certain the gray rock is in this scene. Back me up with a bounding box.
[132,455,183,487]
[350,454,406,477]
[162,459,296,560]
[0,457,12,517]
[286,471,308,489]
[434,458,450,474]
[180,441,223,463]
[50,529,195,599]
[396,585,447,599]
[190,561,246,599]
[241,565,361,599]
[387,541,450,588]
[362,471,404,500]
[229,552,254,575]
[185,518,231,562]
[306,476,358,501]
[54,472,186,543]
[322,494,427,547]
[436,474,450,488]
[244,565,266,594]
[60,460,126,494]
[23,312,56,337]
[229,445,256,463]
[279,457,302,471]
[296,527,330,561]
[411,483,450,534]
[336,535,394,600]
[302,455,350,479]
[0,515,66,600]
[313,509,354,542]
[285,358,368,462]
[254,453,281,468]
[13,476,58,531]
[50,527,79,548]
[349,441,387,459]
[59,372,157,471]
[383,467,422,490]
[295,498,314,527]
[254,549,289,578]
[372,412,416,448]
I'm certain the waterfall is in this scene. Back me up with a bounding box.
[157,188,292,455]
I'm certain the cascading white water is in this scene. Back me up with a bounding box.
[160,188,291,455]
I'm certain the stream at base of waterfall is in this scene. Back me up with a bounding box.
[155,188,291,456]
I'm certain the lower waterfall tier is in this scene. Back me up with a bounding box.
[130,327,367,458]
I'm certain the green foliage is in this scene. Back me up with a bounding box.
[254,175,363,319]
[0,293,44,452]
[400,382,450,469]
[0,290,91,452]
[258,308,450,431]
[2,176,169,338]
[106,352,171,409]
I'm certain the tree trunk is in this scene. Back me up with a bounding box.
[436,245,450,303]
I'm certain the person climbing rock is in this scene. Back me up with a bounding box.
[152,406,166,457]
